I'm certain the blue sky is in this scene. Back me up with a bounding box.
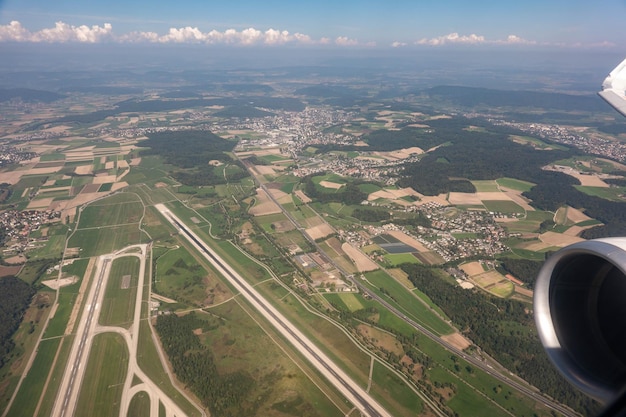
[0,0,625,48]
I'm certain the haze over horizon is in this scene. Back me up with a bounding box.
[0,0,625,50]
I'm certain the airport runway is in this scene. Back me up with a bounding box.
[156,203,392,417]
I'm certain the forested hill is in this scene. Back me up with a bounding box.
[425,85,608,112]
[395,116,626,238]
[0,88,64,103]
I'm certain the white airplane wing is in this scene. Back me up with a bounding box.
[599,58,626,117]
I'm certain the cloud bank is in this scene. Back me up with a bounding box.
[0,21,614,49]
[0,20,365,46]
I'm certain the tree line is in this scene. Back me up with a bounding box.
[400,263,601,415]
[0,276,35,369]
[155,312,254,417]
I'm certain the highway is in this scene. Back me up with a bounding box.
[156,204,391,417]
[252,179,577,417]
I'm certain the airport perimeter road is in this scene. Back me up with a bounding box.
[252,179,577,417]
[51,244,193,417]
[156,204,392,417]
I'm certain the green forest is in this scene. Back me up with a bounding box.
[0,276,35,369]
[400,263,600,416]
[155,312,254,417]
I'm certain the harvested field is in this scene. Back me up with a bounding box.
[294,190,311,203]
[341,242,379,272]
[539,231,584,247]
[460,261,484,276]
[566,206,593,223]
[112,181,127,192]
[319,180,344,190]
[4,255,26,265]
[517,240,553,251]
[75,165,93,175]
[93,175,117,184]
[81,184,100,193]
[254,165,276,175]
[27,197,54,209]
[441,332,471,350]
[573,173,609,187]
[0,265,22,276]
[248,188,282,216]
[129,157,141,166]
[305,223,334,241]
[473,270,504,287]
[0,170,25,184]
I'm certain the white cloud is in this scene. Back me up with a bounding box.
[335,36,358,46]
[416,32,485,46]
[0,21,30,41]
[0,20,113,43]
[413,32,539,47]
[391,41,407,48]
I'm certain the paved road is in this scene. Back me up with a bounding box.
[253,179,577,417]
[51,244,193,417]
[156,204,392,417]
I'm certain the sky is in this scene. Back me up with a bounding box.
[0,0,625,49]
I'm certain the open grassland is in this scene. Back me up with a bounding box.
[5,338,60,417]
[154,246,214,307]
[77,199,143,229]
[128,392,150,417]
[364,270,452,336]
[43,292,76,338]
[575,185,626,201]
[75,333,128,417]
[33,336,74,417]
[26,235,66,260]
[370,362,424,416]
[324,292,365,312]
[99,256,140,328]
[68,224,147,257]
[496,177,535,192]
[201,301,347,417]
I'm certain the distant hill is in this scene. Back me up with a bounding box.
[425,85,607,112]
[0,88,64,103]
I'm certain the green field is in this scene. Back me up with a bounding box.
[471,180,499,192]
[364,270,452,335]
[384,253,421,266]
[575,185,626,201]
[78,199,143,229]
[154,246,209,306]
[3,338,60,417]
[495,177,535,192]
[324,292,365,312]
[99,256,140,327]
[75,333,128,417]
[482,200,525,214]
[68,224,147,257]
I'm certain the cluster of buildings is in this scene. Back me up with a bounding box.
[0,145,37,167]
[0,209,60,257]
[492,119,626,162]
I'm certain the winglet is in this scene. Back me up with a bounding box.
[599,58,626,117]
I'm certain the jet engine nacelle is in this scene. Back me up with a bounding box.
[535,238,626,403]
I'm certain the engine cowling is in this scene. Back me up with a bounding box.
[534,238,626,403]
